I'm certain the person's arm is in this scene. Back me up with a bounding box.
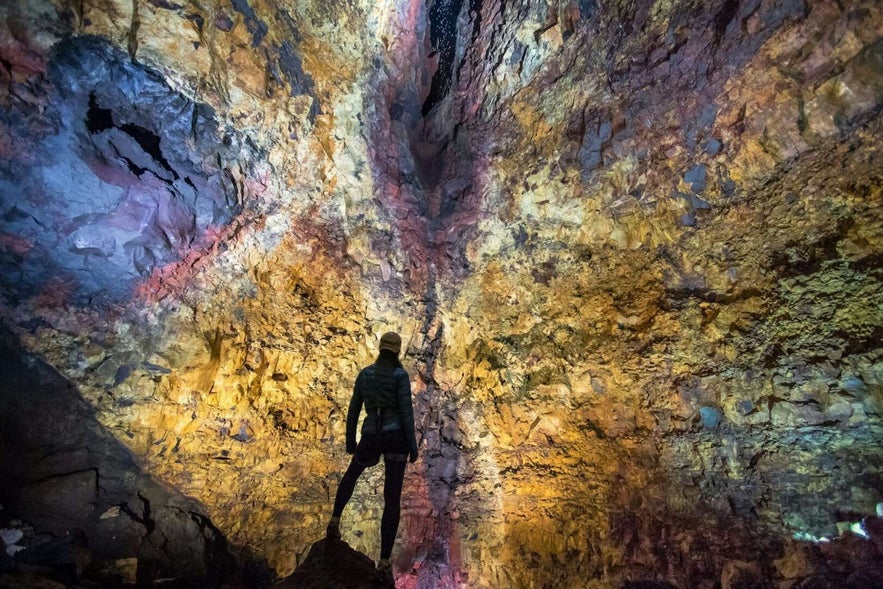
[345,375,364,454]
[396,369,418,462]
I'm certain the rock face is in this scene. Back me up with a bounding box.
[0,0,881,587]
[0,326,268,587]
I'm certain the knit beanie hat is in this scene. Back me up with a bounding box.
[378,332,402,354]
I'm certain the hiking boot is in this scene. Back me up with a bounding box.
[325,520,341,540]
[374,559,394,585]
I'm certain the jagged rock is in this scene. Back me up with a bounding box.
[0,327,269,588]
[277,539,393,589]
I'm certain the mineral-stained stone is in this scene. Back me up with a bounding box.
[0,0,881,587]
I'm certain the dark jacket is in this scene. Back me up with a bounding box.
[345,363,418,458]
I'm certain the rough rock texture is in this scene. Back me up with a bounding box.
[278,538,394,589]
[0,326,268,587]
[0,0,881,587]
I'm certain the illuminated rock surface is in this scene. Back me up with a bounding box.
[0,0,881,587]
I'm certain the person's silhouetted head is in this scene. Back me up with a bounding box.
[376,332,403,368]
[378,332,401,354]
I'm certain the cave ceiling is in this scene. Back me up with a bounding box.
[0,0,881,586]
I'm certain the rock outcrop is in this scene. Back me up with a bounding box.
[0,0,881,587]
[0,327,270,587]
[278,538,394,589]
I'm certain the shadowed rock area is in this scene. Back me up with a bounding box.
[0,326,271,588]
[277,539,394,589]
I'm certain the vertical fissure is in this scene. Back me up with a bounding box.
[421,0,466,116]
[368,0,494,291]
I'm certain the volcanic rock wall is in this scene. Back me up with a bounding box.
[1,0,881,587]
[0,326,265,587]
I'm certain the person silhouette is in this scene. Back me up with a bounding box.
[326,332,419,583]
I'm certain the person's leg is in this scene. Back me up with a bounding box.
[328,434,381,539]
[379,454,407,559]
[332,456,367,518]
[327,457,366,540]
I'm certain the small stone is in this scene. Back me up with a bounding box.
[699,406,721,429]
[721,560,762,589]
[684,165,708,192]
[113,558,139,585]
[114,364,134,386]
[722,179,736,196]
[704,138,722,155]
[142,361,171,374]
[215,11,234,31]
[0,528,23,546]
[690,194,711,209]
[68,225,117,258]
[774,545,815,579]
[578,120,612,173]
[839,376,866,396]
[825,399,853,422]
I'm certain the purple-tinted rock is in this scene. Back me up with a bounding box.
[0,37,243,306]
[684,165,708,193]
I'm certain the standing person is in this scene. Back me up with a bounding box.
[326,331,419,583]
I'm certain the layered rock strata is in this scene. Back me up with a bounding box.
[0,0,881,587]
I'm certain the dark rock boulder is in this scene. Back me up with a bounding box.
[277,539,394,589]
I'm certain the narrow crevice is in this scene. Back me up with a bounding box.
[121,156,149,177]
[33,466,101,494]
[85,92,114,134]
[120,491,156,536]
[119,122,179,180]
[87,93,180,180]
[713,0,740,43]
[421,0,466,116]
[127,0,140,58]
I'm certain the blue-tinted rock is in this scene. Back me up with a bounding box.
[68,225,116,258]
[737,400,754,415]
[578,120,613,174]
[113,364,133,386]
[722,178,737,196]
[684,165,708,192]
[230,0,268,47]
[578,0,599,18]
[840,377,867,396]
[142,361,172,374]
[700,406,722,428]
[690,194,712,209]
[0,37,242,306]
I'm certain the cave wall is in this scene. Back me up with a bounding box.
[0,326,265,587]
[1,0,881,587]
